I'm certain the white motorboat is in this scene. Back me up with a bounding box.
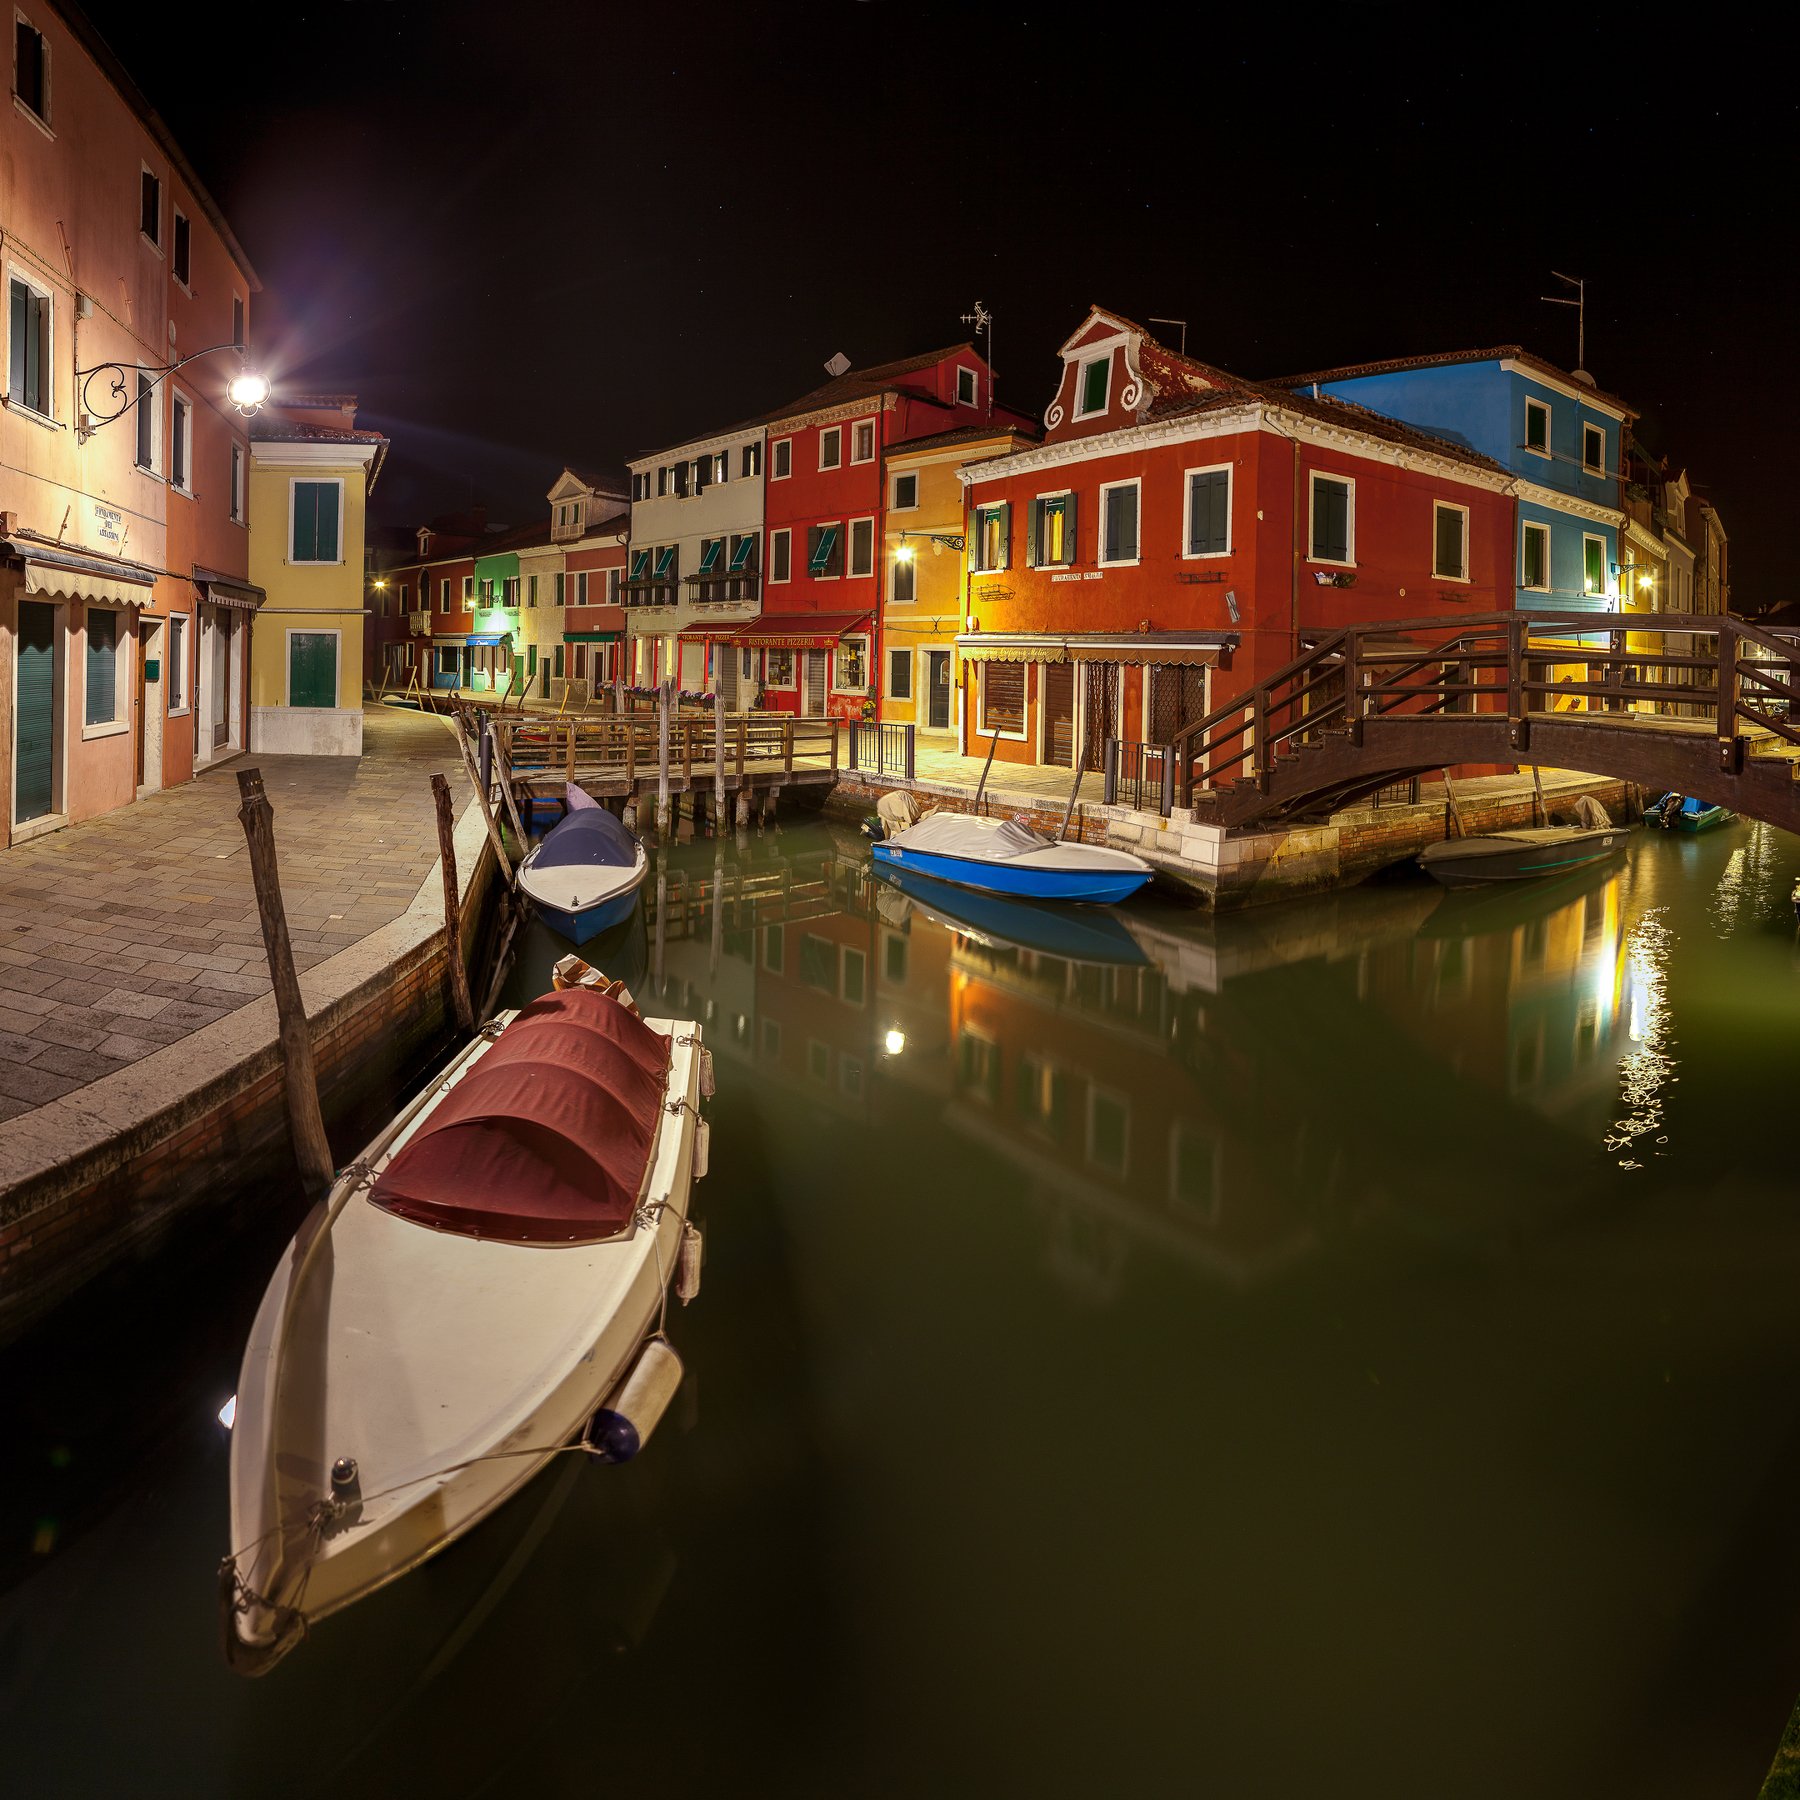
[219,972,710,1675]
[871,812,1153,904]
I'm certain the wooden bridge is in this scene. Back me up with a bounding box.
[1172,610,1800,832]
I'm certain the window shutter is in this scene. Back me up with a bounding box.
[1065,493,1078,563]
[997,502,1011,570]
[317,484,340,560]
[85,610,117,726]
[292,486,315,561]
[9,281,27,403]
[1026,499,1041,567]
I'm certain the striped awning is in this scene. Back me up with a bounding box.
[15,547,156,609]
[955,631,1235,667]
[955,634,1065,664]
[194,567,267,612]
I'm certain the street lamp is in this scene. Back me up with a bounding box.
[75,342,270,439]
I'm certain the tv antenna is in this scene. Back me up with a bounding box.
[1540,271,1588,376]
[1148,316,1188,355]
[960,301,993,416]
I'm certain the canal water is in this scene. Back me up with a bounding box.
[5,811,1800,1798]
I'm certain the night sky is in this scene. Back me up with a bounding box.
[81,1,1792,596]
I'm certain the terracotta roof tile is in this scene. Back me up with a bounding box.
[759,344,977,425]
[1269,345,1635,416]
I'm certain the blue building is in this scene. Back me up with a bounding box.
[1275,347,1630,619]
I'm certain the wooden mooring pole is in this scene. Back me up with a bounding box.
[656,677,673,836]
[235,768,335,1197]
[713,693,726,831]
[432,773,477,1035]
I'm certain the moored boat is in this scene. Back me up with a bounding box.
[1417,824,1629,890]
[517,784,648,944]
[875,862,1151,964]
[1644,792,1735,832]
[871,812,1152,905]
[219,972,710,1675]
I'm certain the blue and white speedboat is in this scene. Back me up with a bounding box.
[517,788,649,945]
[871,811,1152,906]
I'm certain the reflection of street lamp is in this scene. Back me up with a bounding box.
[883,1028,906,1056]
[75,342,269,439]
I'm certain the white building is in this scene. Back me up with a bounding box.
[625,423,764,696]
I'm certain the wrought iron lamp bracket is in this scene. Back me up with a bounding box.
[73,342,262,440]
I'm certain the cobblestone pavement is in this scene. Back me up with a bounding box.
[0,708,468,1124]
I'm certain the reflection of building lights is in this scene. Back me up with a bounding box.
[884,1028,906,1055]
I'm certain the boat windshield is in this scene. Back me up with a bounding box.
[368,988,669,1243]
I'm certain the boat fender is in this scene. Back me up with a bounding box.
[676,1221,704,1305]
[693,1117,710,1181]
[699,1046,716,1098]
[587,1339,684,1463]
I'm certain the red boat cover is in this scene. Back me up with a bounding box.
[369,988,671,1244]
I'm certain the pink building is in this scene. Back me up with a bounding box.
[2,2,262,844]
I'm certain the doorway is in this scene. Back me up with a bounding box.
[803,650,827,714]
[925,649,952,731]
[13,600,60,825]
[137,615,165,793]
[1043,662,1075,767]
[1082,662,1120,772]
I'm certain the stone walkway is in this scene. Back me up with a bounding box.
[0,708,468,1124]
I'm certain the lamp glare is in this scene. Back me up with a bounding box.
[884,1028,906,1056]
[228,371,270,412]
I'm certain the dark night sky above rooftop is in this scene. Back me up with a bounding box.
[80,0,1794,595]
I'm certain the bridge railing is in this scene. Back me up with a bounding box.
[1174,611,1800,810]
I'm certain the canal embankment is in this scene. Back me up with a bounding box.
[0,708,495,1344]
[829,749,1630,909]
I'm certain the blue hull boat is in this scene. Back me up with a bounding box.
[1645,792,1734,832]
[518,790,649,946]
[870,811,1152,906]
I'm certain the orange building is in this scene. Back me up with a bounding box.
[2,2,261,844]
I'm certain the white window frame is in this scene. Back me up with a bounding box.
[889,546,916,605]
[975,661,1029,742]
[1582,421,1605,474]
[890,470,919,512]
[886,645,913,700]
[818,425,842,472]
[131,367,161,473]
[833,633,870,694]
[80,603,130,739]
[1582,531,1609,598]
[287,474,344,564]
[6,263,54,422]
[171,204,192,291]
[849,418,876,465]
[13,11,51,132]
[1181,462,1232,560]
[139,163,162,252]
[1307,470,1356,568]
[168,386,193,495]
[847,515,875,579]
[768,526,792,584]
[1524,396,1552,458]
[1520,520,1551,593]
[1432,499,1470,583]
[771,437,792,480]
[462,575,474,603]
[1073,353,1111,420]
[763,647,798,692]
[283,626,342,709]
[1032,487,1074,568]
[956,365,978,407]
[167,610,189,715]
[439,578,451,614]
[1098,477,1141,568]
[229,439,246,522]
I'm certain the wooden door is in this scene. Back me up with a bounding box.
[1043,662,1075,767]
[926,651,952,730]
[135,618,150,786]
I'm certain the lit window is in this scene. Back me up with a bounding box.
[837,636,868,691]
[972,503,1009,572]
[1583,536,1606,595]
[1030,494,1073,566]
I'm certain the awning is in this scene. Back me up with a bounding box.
[727,537,756,574]
[194,566,267,612]
[467,634,508,646]
[726,612,871,651]
[10,541,157,609]
[563,631,620,643]
[954,631,1237,667]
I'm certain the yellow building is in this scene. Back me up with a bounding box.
[881,424,1036,736]
[247,397,387,753]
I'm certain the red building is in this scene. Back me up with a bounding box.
[561,510,629,697]
[957,308,1517,772]
[744,346,1030,717]
[368,511,486,692]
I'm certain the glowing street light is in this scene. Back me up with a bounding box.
[227,368,271,415]
[883,1028,906,1055]
[75,343,271,438]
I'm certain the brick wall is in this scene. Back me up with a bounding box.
[0,850,499,1344]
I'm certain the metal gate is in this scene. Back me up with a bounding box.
[1081,662,1119,772]
[1147,665,1207,742]
[804,650,827,713]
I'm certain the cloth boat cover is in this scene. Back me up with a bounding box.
[369,988,670,1243]
[885,812,1052,861]
[534,803,639,871]
[564,781,601,814]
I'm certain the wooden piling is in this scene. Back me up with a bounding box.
[713,695,726,828]
[235,769,335,1197]
[432,773,477,1035]
[656,677,673,834]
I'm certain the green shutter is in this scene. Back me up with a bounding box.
[85,610,117,726]
[14,602,55,821]
[1025,499,1041,567]
[996,503,1011,570]
[289,632,338,707]
[292,483,340,561]
[1064,493,1078,563]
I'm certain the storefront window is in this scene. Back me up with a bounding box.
[837,636,868,690]
[767,649,795,687]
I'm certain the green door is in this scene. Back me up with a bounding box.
[14,601,56,822]
[289,632,338,708]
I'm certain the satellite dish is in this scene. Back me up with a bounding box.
[823,352,851,378]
